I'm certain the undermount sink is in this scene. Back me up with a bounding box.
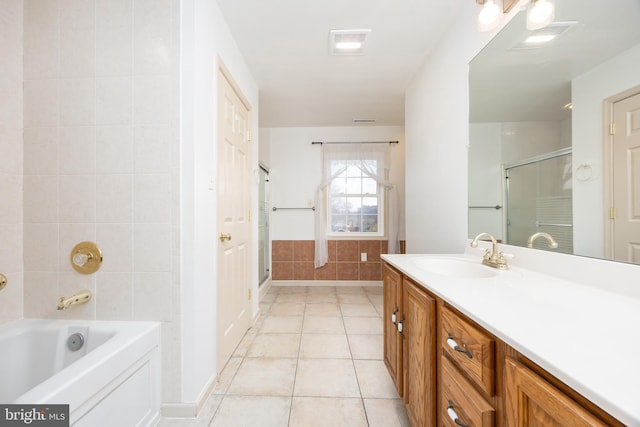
[409,256,499,279]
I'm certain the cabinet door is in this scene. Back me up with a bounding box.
[383,263,403,395]
[403,278,436,427]
[505,358,608,427]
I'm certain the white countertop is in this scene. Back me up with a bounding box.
[382,252,640,427]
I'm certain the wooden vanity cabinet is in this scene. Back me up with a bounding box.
[382,262,624,427]
[383,263,403,394]
[402,277,436,427]
[505,357,608,427]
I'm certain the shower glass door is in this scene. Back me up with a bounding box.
[505,151,573,253]
[258,165,270,286]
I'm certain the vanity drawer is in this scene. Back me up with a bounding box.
[441,356,494,427]
[441,306,495,395]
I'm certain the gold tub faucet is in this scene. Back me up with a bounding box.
[57,289,92,310]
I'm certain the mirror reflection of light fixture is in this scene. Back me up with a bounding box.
[477,0,502,32]
[527,0,555,30]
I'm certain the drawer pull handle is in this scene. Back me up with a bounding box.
[447,401,470,427]
[397,317,405,337]
[447,334,473,359]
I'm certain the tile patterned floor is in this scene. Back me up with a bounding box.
[158,285,411,427]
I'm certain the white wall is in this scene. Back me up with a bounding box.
[468,123,502,239]
[259,128,271,168]
[572,43,640,258]
[0,0,23,323]
[180,0,259,410]
[405,1,533,254]
[501,121,570,164]
[266,126,405,242]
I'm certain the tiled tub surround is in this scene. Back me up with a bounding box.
[21,0,182,406]
[272,240,405,281]
[158,285,410,427]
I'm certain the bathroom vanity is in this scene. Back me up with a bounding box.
[382,250,640,427]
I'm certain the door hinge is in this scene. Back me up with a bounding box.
[610,207,617,219]
[248,289,252,300]
[248,209,252,222]
[247,130,252,142]
[610,123,616,135]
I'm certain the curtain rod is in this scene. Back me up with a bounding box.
[311,141,399,145]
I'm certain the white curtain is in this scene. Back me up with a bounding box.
[314,143,399,268]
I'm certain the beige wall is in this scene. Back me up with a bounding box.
[0,0,24,323]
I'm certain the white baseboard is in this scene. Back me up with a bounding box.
[160,371,218,419]
[271,280,382,287]
[259,278,272,299]
[161,403,197,418]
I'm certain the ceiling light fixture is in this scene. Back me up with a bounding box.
[527,0,555,30]
[524,34,556,44]
[335,41,363,50]
[510,21,577,50]
[476,0,502,32]
[329,29,371,55]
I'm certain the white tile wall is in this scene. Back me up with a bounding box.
[0,0,24,323]
[21,0,181,403]
[24,127,59,174]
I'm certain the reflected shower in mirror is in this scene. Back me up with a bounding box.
[468,0,640,264]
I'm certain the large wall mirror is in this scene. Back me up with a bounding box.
[469,0,640,264]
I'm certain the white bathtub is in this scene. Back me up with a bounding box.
[0,319,160,426]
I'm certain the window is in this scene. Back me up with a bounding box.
[315,142,398,268]
[328,159,384,236]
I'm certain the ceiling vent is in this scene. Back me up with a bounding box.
[329,29,371,55]
[353,118,376,123]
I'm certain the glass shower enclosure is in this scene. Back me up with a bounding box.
[258,164,270,286]
[505,149,573,253]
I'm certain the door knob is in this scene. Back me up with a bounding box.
[219,232,232,242]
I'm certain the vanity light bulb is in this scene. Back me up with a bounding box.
[527,0,555,30]
[477,0,502,32]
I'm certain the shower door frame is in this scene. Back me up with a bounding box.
[258,163,270,286]
[503,147,573,249]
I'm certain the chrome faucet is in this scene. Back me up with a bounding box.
[57,289,92,310]
[470,232,509,270]
[527,232,559,249]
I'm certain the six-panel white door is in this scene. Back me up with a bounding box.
[612,92,640,264]
[217,68,252,370]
